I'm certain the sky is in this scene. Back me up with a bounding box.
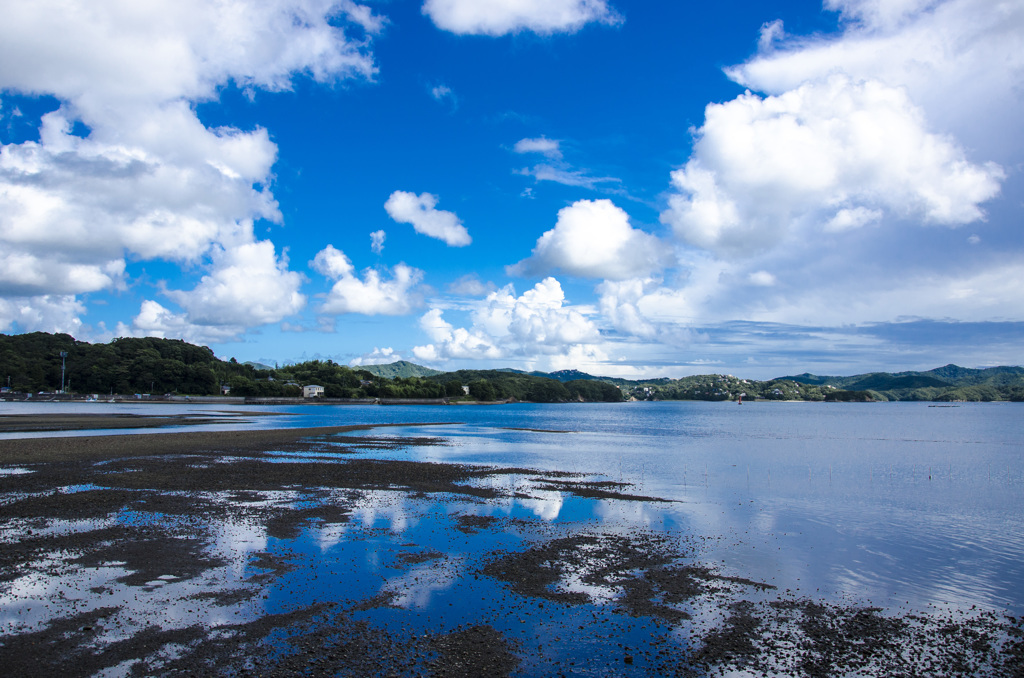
[1,0,1022,379]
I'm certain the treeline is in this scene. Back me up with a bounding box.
[425,370,622,403]
[782,364,1024,402]
[0,332,251,395]
[623,367,1024,402]
[5,332,1021,403]
[624,374,831,402]
[0,333,621,402]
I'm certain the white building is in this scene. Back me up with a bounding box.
[303,384,324,398]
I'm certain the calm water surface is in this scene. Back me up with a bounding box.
[316,401,1024,615]
[3,399,1023,625]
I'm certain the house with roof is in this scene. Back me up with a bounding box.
[302,384,324,398]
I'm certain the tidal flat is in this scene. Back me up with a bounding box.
[1,409,1023,676]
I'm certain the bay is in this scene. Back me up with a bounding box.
[2,399,1022,674]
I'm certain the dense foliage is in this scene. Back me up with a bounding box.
[426,369,622,403]
[0,333,619,402]
[3,333,1021,402]
[0,333,248,395]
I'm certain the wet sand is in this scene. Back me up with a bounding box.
[0,411,286,434]
[1,419,1021,676]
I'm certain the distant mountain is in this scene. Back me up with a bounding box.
[528,369,600,382]
[775,365,1024,401]
[244,361,275,371]
[524,368,640,386]
[845,373,951,391]
[359,361,443,379]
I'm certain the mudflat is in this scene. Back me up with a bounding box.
[1,419,1021,676]
[0,411,283,435]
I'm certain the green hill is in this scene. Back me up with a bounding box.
[2,332,1021,403]
[775,365,1024,402]
[359,361,443,379]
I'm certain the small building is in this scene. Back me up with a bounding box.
[220,384,231,395]
[303,384,324,398]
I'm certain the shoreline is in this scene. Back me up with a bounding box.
[0,421,459,464]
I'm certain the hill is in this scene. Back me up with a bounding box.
[2,332,1021,402]
[359,361,443,379]
[775,365,1024,402]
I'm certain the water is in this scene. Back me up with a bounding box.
[2,400,1022,673]
[310,401,1024,614]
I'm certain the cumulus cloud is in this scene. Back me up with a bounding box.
[370,230,386,254]
[0,0,377,109]
[511,199,672,280]
[514,136,562,159]
[117,300,245,344]
[0,295,86,335]
[413,277,604,366]
[596,277,697,340]
[166,241,306,326]
[384,191,471,247]
[422,0,621,36]
[727,0,1024,158]
[0,0,378,337]
[350,346,402,366]
[312,245,424,315]
[661,76,1003,257]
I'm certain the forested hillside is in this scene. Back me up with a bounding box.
[0,333,620,402]
[3,333,1020,402]
[0,333,250,395]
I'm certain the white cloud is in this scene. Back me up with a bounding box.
[0,295,85,335]
[350,347,401,366]
[117,300,244,344]
[430,84,457,109]
[312,245,424,316]
[370,230,386,254]
[516,163,620,190]
[166,240,306,326]
[514,136,562,159]
[661,76,1003,257]
[727,0,1024,159]
[413,277,605,367]
[447,274,497,296]
[758,19,786,51]
[414,309,503,361]
[0,0,378,338]
[422,0,621,36]
[825,206,883,232]
[748,270,777,286]
[596,276,699,341]
[0,0,376,110]
[746,259,1024,326]
[337,0,388,35]
[384,191,471,247]
[511,199,672,280]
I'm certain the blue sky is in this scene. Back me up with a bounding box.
[1,0,1021,379]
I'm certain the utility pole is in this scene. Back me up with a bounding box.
[60,351,68,394]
